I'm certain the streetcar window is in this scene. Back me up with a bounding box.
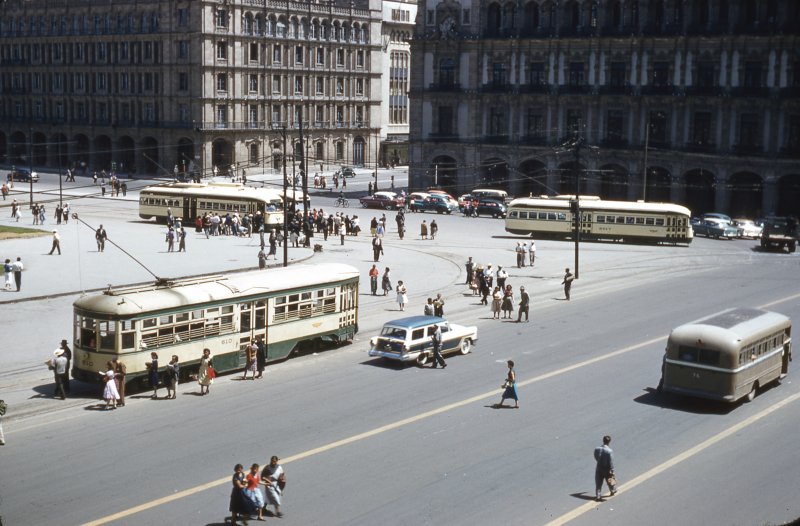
[289,294,299,303]
[646,218,655,225]
[240,311,251,332]
[222,305,234,314]
[547,213,556,220]
[626,217,635,224]
[557,213,567,221]
[160,315,173,325]
[175,313,189,322]
[327,288,335,295]
[509,211,519,219]
[616,217,625,224]
[655,218,665,226]
[206,307,219,316]
[636,217,644,224]
[121,332,135,350]
[301,292,312,300]
[99,321,116,351]
[596,216,605,223]
[143,318,157,328]
[191,309,204,319]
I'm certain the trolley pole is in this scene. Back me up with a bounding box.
[572,127,581,280]
[280,126,289,267]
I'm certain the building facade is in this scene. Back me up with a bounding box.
[380,0,417,166]
[408,0,800,217]
[0,0,384,177]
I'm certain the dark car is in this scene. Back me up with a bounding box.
[421,195,459,214]
[359,191,405,210]
[8,168,39,183]
[690,218,738,239]
[475,199,507,218]
[340,166,356,178]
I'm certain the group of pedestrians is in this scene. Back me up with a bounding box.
[230,456,286,524]
[3,256,23,291]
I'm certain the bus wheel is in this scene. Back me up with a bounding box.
[416,354,429,367]
[460,339,472,355]
[745,382,758,402]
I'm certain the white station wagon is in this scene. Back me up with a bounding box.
[368,315,478,366]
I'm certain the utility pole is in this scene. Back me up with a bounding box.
[642,121,650,202]
[572,126,581,280]
[299,107,308,219]
[28,127,34,207]
[374,131,379,191]
[279,125,289,267]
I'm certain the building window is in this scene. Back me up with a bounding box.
[356,50,364,68]
[250,42,259,63]
[215,9,229,29]
[178,40,189,59]
[697,61,715,87]
[249,74,258,93]
[529,62,545,85]
[606,110,624,142]
[273,44,281,64]
[177,8,189,27]
[738,114,759,147]
[336,78,344,95]
[120,42,129,61]
[426,10,435,25]
[144,41,153,60]
[316,77,324,94]
[609,62,626,86]
[463,8,471,24]
[294,76,303,94]
[568,62,585,86]
[315,105,324,125]
[691,111,712,145]
[216,74,227,92]
[272,105,281,125]
[336,141,344,160]
[249,105,259,127]
[217,105,228,127]
[316,47,325,65]
[96,73,107,92]
[178,72,188,92]
[179,104,189,123]
[526,110,544,138]
[440,58,456,86]
[97,42,107,61]
[336,49,345,67]
[438,106,454,135]
[216,41,227,60]
[652,62,669,86]
[744,62,762,88]
[356,78,364,96]
[336,106,344,125]
[786,115,800,151]
[492,63,507,87]
[272,75,281,94]
[295,45,303,65]
[649,111,668,143]
[489,107,507,136]
[566,109,583,131]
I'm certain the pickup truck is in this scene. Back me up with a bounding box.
[760,217,798,253]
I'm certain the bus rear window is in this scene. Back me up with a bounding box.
[677,345,720,365]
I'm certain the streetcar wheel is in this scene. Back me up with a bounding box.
[745,382,758,402]
[460,339,472,355]
[416,354,429,366]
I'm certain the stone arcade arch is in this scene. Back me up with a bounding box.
[177,138,194,170]
[212,138,233,175]
[682,169,716,216]
[728,172,763,218]
[480,158,509,190]
[32,132,47,166]
[9,131,26,164]
[52,134,69,168]
[429,155,458,190]
[518,159,547,196]
[94,135,113,171]
[644,166,672,203]
[599,163,629,200]
[141,137,160,175]
[0,131,7,163]
[777,174,800,218]
[117,136,136,175]
[557,161,584,195]
[74,134,90,167]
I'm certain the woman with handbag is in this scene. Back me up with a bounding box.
[396,281,408,311]
[197,348,214,395]
[498,360,519,408]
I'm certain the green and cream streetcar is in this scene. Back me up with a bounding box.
[72,263,359,390]
[139,182,285,226]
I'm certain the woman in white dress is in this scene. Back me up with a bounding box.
[102,369,120,410]
[197,348,214,395]
[396,280,408,311]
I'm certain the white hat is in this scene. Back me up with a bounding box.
[54,349,64,356]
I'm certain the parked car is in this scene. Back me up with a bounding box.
[420,194,459,214]
[732,218,763,239]
[471,188,509,202]
[8,168,39,183]
[475,199,508,218]
[407,192,430,212]
[368,315,478,366]
[359,191,405,210]
[703,212,732,224]
[691,218,739,239]
[340,166,356,178]
[427,189,455,200]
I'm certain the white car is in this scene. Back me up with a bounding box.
[368,315,478,366]
[732,219,763,239]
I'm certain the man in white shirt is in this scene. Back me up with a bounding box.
[11,256,23,291]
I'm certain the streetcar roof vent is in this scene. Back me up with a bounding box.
[103,275,227,296]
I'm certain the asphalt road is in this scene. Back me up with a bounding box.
[0,169,798,526]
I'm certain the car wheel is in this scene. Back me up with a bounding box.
[460,339,471,355]
[416,354,429,367]
[744,382,758,402]
[361,203,368,208]
[385,205,394,210]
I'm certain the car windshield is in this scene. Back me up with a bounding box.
[380,327,406,339]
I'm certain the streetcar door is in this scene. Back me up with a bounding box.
[253,300,268,358]
[182,198,195,221]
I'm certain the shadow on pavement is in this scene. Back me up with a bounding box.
[360,358,413,370]
[569,492,598,501]
[633,387,736,415]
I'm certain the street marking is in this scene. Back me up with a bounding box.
[81,290,800,525]
[544,390,800,526]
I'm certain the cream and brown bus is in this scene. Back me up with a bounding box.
[659,308,791,403]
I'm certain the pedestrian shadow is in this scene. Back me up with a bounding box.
[633,387,735,415]
[485,403,517,409]
[84,403,115,411]
[569,492,598,501]
[360,358,415,370]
